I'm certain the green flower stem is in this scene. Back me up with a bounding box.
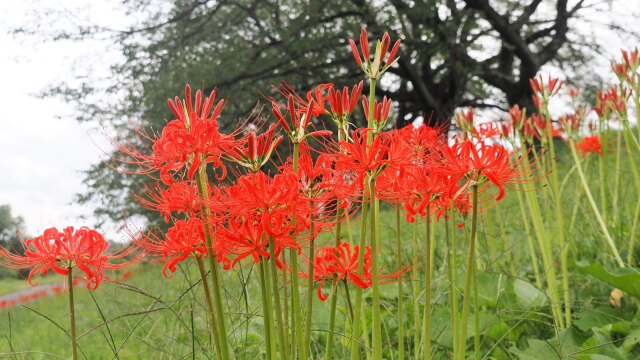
[457,185,479,360]
[370,180,383,360]
[290,141,305,359]
[411,220,420,358]
[67,268,78,360]
[196,257,223,359]
[269,237,288,360]
[396,207,405,360]
[303,208,316,359]
[569,140,625,267]
[519,142,564,330]
[196,165,231,360]
[349,197,369,360]
[422,206,432,360]
[540,102,571,327]
[325,282,339,360]
[258,261,275,360]
[343,280,355,321]
[448,207,460,358]
[515,190,543,288]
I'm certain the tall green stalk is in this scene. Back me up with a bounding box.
[568,140,625,267]
[67,268,78,360]
[396,207,405,360]
[290,142,305,359]
[349,199,369,360]
[196,165,231,360]
[370,181,383,360]
[196,257,223,359]
[325,282,339,360]
[304,209,316,357]
[457,185,478,360]
[258,261,275,360]
[269,237,288,359]
[422,207,432,360]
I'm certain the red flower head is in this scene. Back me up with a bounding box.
[138,217,210,277]
[224,124,283,172]
[334,128,390,191]
[271,91,332,143]
[135,181,202,222]
[455,107,475,133]
[439,141,524,201]
[362,95,392,132]
[309,241,372,301]
[0,226,135,289]
[349,27,401,78]
[576,135,603,158]
[530,74,563,99]
[114,84,236,185]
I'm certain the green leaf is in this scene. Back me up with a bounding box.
[512,278,548,309]
[574,261,640,299]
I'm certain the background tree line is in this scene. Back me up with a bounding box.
[19,0,633,228]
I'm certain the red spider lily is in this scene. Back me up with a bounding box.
[334,128,390,188]
[622,48,639,69]
[594,87,630,118]
[327,81,363,120]
[472,123,502,140]
[399,170,448,222]
[135,181,202,222]
[271,94,332,143]
[530,74,563,99]
[439,141,524,201]
[308,241,373,301]
[576,135,603,158]
[362,95,392,131]
[114,85,236,185]
[396,123,444,159]
[530,113,563,139]
[0,227,135,290]
[224,170,310,235]
[137,218,211,277]
[224,124,283,172]
[349,27,401,78]
[455,108,475,133]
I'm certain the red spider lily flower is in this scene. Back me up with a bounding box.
[0,227,135,290]
[594,87,630,118]
[334,128,390,189]
[134,181,202,222]
[362,95,392,132]
[308,241,373,301]
[224,124,283,172]
[472,122,502,140]
[114,85,237,185]
[224,170,310,235]
[530,74,563,99]
[271,94,332,143]
[396,123,444,159]
[576,135,603,158]
[622,48,639,69]
[327,81,363,119]
[349,27,401,78]
[137,218,211,277]
[530,114,563,139]
[439,141,524,201]
[455,107,475,133]
[399,170,448,222]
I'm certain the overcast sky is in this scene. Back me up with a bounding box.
[0,1,638,241]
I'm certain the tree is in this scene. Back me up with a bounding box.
[0,205,26,278]
[20,0,621,226]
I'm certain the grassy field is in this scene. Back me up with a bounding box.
[0,139,638,359]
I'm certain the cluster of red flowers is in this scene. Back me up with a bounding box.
[0,226,133,290]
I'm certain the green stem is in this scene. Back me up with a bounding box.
[290,142,305,359]
[422,207,432,360]
[396,207,405,360]
[458,185,479,360]
[569,141,625,267]
[304,209,316,358]
[350,198,369,360]
[446,213,459,358]
[196,257,223,359]
[269,237,288,359]
[68,268,78,360]
[411,220,421,358]
[258,261,275,360]
[343,280,355,321]
[515,190,543,288]
[325,282,339,360]
[196,165,231,360]
[370,181,383,360]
